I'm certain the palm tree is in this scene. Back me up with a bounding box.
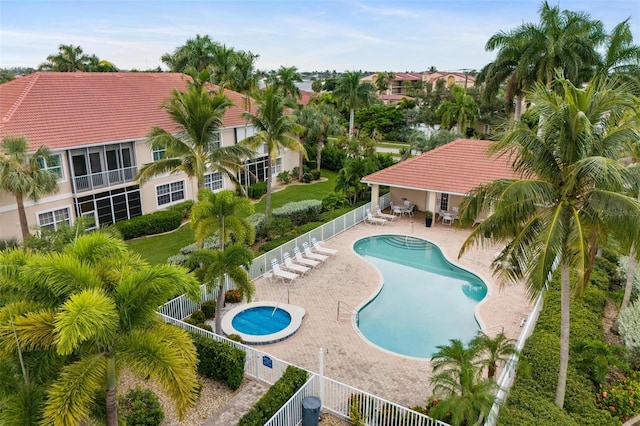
[136,85,254,190]
[0,232,202,425]
[472,332,517,379]
[437,86,479,134]
[230,50,261,111]
[458,75,640,408]
[619,135,640,314]
[0,136,59,240]
[187,245,255,334]
[333,71,376,140]
[241,86,305,231]
[38,44,91,72]
[375,71,395,95]
[210,44,237,90]
[595,18,640,82]
[161,34,219,72]
[271,65,303,102]
[430,339,497,426]
[295,104,342,176]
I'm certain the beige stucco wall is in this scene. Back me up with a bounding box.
[390,188,428,212]
[0,194,76,241]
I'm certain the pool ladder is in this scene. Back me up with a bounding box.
[337,300,359,323]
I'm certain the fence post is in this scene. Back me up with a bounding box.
[319,348,324,402]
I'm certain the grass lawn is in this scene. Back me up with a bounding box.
[126,223,195,265]
[127,169,339,265]
[377,141,407,149]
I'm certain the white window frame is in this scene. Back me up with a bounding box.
[271,157,283,175]
[36,206,72,232]
[207,131,221,151]
[204,172,224,192]
[36,153,65,181]
[440,193,449,211]
[155,180,186,207]
[152,145,166,162]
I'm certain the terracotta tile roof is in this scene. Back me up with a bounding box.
[299,89,313,106]
[0,72,256,151]
[378,94,413,101]
[392,72,422,81]
[362,138,520,195]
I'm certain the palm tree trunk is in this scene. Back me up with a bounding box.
[265,155,273,238]
[105,356,119,426]
[348,109,355,140]
[316,138,323,172]
[515,94,523,120]
[621,247,637,311]
[16,193,30,241]
[215,279,225,334]
[555,263,570,408]
[298,150,304,181]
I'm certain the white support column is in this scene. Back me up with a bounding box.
[370,184,380,212]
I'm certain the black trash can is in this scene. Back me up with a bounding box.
[301,396,321,426]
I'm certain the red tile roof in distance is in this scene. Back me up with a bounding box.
[362,138,520,195]
[0,72,257,151]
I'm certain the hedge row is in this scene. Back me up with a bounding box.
[191,334,245,390]
[237,366,308,426]
[114,210,183,240]
[272,200,322,226]
[498,256,623,425]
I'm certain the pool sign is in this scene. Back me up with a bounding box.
[262,355,273,369]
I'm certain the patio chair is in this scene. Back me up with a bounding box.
[270,258,299,283]
[311,237,338,255]
[282,252,310,275]
[441,212,454,226]
[302,242,328,262]
[293,246,321,268]
[365,211,387,225]
[375,206,397,221]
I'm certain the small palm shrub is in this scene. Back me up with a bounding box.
[201,300,216,319]
[119,387,164,426]
[225,289,242,304]
[190,310,206,323]
[277,170,292,185]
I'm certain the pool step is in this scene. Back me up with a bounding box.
[383,236,432,250]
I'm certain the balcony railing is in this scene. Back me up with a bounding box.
[73,166,138,192]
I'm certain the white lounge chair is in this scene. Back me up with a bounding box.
[282,252,310,275]
[293,246,320,268]
[302,242,328,262]
[375,206,397,221]
[365,211,387,225]
[270,258,299,283]
[311,237,338,255]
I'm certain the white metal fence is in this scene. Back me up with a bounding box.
[264,375,319,426]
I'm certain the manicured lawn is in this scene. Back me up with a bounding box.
[126,223,195,265]
[377,141,407,149]
[127,169,339,264]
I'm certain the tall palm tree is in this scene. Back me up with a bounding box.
[136,85,254,191]
[595,18,640,83]
[38,44,91,72]
[187,245,255,334]
[190,189,255,333]
[271,65,303,102]
[375,71,395,95]
[0,136,59,240]
[430,339,498,426]
[161,34,219,72]
[241,86,305,231]
[230,50,261,111]
[458,75,640,408]
[0,232,202,425]
[210,44,237,90]
[333,71,376,140]
[295,104,342,175]
[437,86,479,134]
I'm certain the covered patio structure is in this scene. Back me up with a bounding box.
[362,138,520,225]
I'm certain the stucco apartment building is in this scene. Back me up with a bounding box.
[361,71,476,98]
[0,72,299,241]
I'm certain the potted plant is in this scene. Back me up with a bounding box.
[425,211,433,227]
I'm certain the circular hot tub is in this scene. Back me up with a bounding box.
[221,301,306,344]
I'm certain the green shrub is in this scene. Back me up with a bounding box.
[167,200,194,219]
[246,213,267,239]
[302,172,313,183]
[320,206,353,221]
[237,366,308,426]
[0,238,19,251]
[599,372,640,422]
[190,310,206,323]
[277,170,292,185]
[191,334,246,390]
[321,144,347,172]
[201,300,216,319]
[272,200,322,226]
[322,192,346,211]
[196,323,212,332]
[227,333,244,343]
[258,237,291,254]
[114,210,183,240]
[248,181,268,199]
[499,386,579,426]
[311,169,321,180]
[119,387,164,426]
[225,289,242,304]
[619,300,640,349]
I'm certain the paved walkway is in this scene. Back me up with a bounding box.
[203,378,269,426]
[249,212,533,408]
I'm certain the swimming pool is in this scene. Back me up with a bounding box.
[353,235,487,358]
[221,302,306,344]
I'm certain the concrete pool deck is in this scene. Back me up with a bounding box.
[250,212,533,408]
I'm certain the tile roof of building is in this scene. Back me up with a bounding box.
[0,72,256,151]
[392,72,422,81]
[362,138,520,195]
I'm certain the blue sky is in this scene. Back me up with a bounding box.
[1,1,638,72]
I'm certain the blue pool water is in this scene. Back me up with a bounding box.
[354,235,487,358]
[231,307,292,336]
